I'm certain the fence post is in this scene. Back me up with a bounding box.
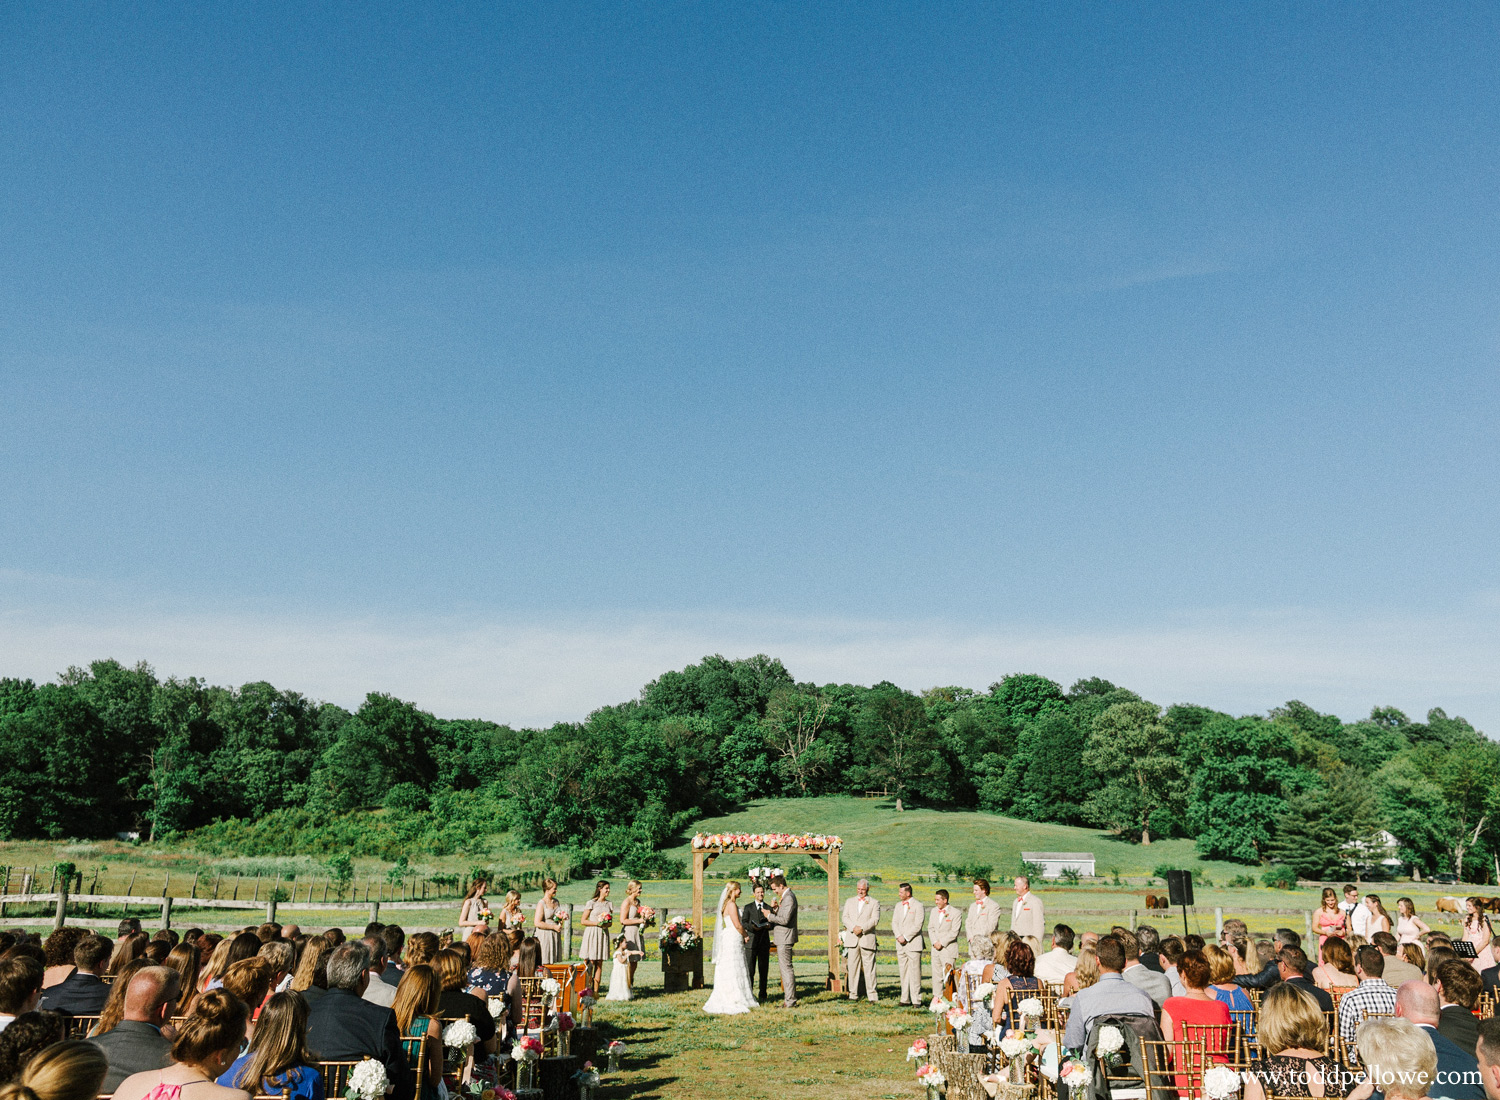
[563,904,574,960]
[190,873,199,899]
[1130,909,1138,931]
[1304,910,1313,942]
[253,876,260,903]
[53,877,68,930]
[160,894,173,930]
[1215,907,1223,939]
[369,900,380,925]
[267,895,278,924]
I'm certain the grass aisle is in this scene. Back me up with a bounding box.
[596,958,924,1099]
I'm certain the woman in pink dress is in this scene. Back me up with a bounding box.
[1314,888,1347,950]
[1464,897,1495,972]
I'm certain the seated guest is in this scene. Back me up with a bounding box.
[392,967,442,1100]
[88,966,181,1092]
[466,934,509,998]
[1393,979,1484,1100]
[112,990,250,1100]
[1317,937,1361,990]
[361,939,396,1009]
[207,934,262,992]
[0,957,44,1031]
[0,1011,69,1080]
[107,933,150,977]
[1137,925,1164,972]
[1161,949,1234,1083]
[1061,946,1099,1000]
[1113,927,1170,1006]
[1376,932,1426,987]
[257,942,292,995]
[222,959,273,1023]
[1244,983,1350,1100]
[506,938,549,1037]
[1160,936,1186,997]
[306,943,408,1100]
[40,928,87,989]
[1238,929,1313,990]
[1435,960,1483,1059]
[219,992,324,1100]
[434,950,497,1054]
[291,936,332,1005]
[403,935,438,973]
[993,941,1041,1033]
[1404,943,1427,975]
[379,928,405,989]
[1034,925,1078,985]
[90,958,152,1039]
[1279,947,1334,1014]
[0,1039,107,1100]
[322,930,345,948]
[1348,1017,1438,1100]
[40,936,110,1015]
[1061,934,1155,1049]
[1339,946,1397,1049]
[1206,944,1256,1014]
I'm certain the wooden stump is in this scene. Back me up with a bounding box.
[662,943,704,991]
[570,1026,601,1065]
[540,1055,579,1100]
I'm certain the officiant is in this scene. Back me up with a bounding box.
[743,882,773,1002]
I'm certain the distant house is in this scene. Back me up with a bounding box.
[1021,851,1095,879]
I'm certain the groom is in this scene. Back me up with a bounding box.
[762,874,798,1007]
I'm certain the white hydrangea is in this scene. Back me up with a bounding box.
[1018,996,1044,1018]
[540,977,562,996]
[1204,1067,1243,1099]
[1096,1025,1125,1055]
[442,1019,479,1051]
[999,1037,1028,1058]
[345,1058,389,1100]
[487,997,505,1019]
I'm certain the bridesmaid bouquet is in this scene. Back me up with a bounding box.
[639,906,658,928]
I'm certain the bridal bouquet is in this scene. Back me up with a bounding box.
[659,916,698,952]
[443,1019,480,1058]
[344,1059,390,1100]
[1204,1067,1244,1099]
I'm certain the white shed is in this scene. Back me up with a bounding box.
[1021,851,1096,879]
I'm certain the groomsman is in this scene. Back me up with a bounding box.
[840,878,881,1002]
[891,882,925,1006]
[965,878,1001,952]
[1011,875,1045,940]
[928,889,961,995]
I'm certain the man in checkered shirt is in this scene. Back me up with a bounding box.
[1339,944,1397,1045]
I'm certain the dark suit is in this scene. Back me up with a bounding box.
[41,971,110,1015]
[307,988,410,1100]
[381,964,402,988]
[1139,952,1164,974]
[1234,960,1314,990]
[1480,965,1498,999]
[742,900,771,1001]
[1439,1004,1480,1059]
[88,1020,173,1093]
[1285,976,1333,1013]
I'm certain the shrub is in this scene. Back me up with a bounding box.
[1228,873,1256,887]
[1058,868,1081,885]
[932,862,995,883]
[1018,860,1042,882]
[621,850,686,880]
[1261,865,1297,890]
[384,783,427,812]
[325,853,354,900]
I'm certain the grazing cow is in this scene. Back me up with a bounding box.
[1436,896,1463,914]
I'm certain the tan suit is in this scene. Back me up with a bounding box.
[1011,890,1045,941]
[928,903,962,993]
[965,896,1001,951]
[891,897,926,1004]
[841,894,881,1001]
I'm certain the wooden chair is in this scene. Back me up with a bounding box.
[1140,1038,1205,1100]
[1480,993,1496,1020]
[1040,982,1065,1029]
[516,976,547,1036]
[935,1051,989,1100]
[250,1089,293,1100]
[1182,1021,1243,1071]
[399,1025,430,1100]
[68,1016,101,1039]
[317,1062,364,1098]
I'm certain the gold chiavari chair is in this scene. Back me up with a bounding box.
[316,1062,364,1098]
[1137,1038,1194,1100]
[67,1016,101,1039]
[398,1024,430,1100]
[1183,1021,1244,1072]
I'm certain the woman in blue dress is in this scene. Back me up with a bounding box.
[218,992,323,1100]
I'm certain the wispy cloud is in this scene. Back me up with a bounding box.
[0,599,1495,734]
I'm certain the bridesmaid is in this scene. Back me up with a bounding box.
[497,890,525,932]
[1313,887,1347,949]
[618,880,646,988]
[457,878,490,937]
[533,880,564,965]
[578,881,613,994]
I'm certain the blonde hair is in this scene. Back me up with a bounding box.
[1356,1017,1436,1099]
[1403,943,1426,971]
[1202,944,1236,985]
[290,935,330,993]
[0,1040,106,1100]
[1074,947,1100,990]
[1257,982,1327,1055]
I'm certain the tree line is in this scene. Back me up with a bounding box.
[0,656,1495,882]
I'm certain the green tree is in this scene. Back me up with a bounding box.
[850,682,947,801]
[1081,702,1183,844]
[1181,714,1317,863]
[760,687,835,795]
[1268,767,1383,879]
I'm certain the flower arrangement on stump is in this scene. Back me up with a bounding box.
[573,1061,601,1100]
[510,1036,542,1091]
[605,1040,626,1073]
[915,1064,946,1099]
[905,1038,929,1068]
[659,916,698,952]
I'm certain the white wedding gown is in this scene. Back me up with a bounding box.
[703,900,758,1015]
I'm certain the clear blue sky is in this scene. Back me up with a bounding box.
[3,4,1498,728]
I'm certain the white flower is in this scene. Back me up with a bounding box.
[442,1019,479,1051]
[1062,1064,1089,1086]
[1204,1067,1243,1100]
[929,996,950,1014]
[1096,1025,1125,1055]
[345,1058,389,1100]
[923,1070,946,1088]
[773,867,784,876]
[540,977,562,996]
[973,982,995,1003]
[946,1009,971,1031]
[1000,1037,1028,1058]
[1018,996,1044,1018]
[487,997,504,1019]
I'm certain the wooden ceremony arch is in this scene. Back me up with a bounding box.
[692,836,843,993]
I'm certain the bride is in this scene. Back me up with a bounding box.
[703,880,757,1015]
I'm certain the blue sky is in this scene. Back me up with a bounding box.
[3,4,1498,728]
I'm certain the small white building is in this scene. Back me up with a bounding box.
[1022,851,1096,879]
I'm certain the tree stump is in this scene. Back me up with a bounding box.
[539,1055,579,1100]
[662,943,704,991]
